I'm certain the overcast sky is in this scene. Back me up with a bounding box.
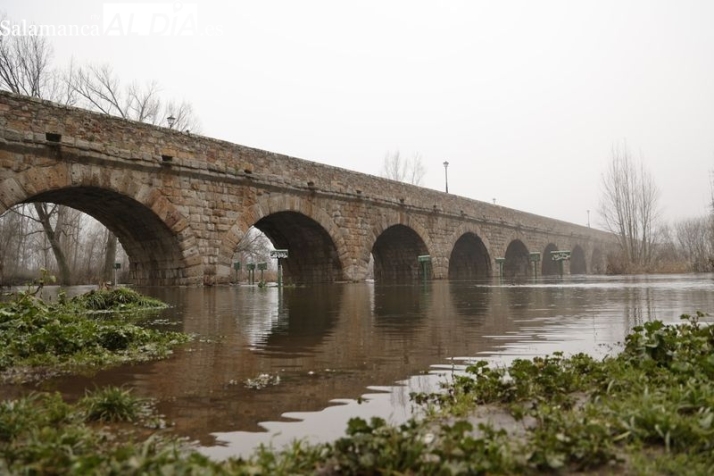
[4,1,713,227]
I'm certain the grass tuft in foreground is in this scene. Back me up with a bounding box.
[0,283,189,383]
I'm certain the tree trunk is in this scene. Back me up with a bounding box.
[33,203,71,285]
[102,232,118,284]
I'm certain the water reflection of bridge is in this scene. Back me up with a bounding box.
[44,279,649,446]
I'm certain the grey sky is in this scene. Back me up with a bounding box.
[4,1,713,227]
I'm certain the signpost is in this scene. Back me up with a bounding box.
[246,263,256,285]
[529,252,541,277]
[270,249,288,259]
[257,262,267,282]
[233,261,241,283]
[417,255,431,282]
[495,257,506,280]
[113,262,121,286]
[270,249,288,287]
[550,250,571,277]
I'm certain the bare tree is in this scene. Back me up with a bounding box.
[674,216,714,272]
[0,18,52,97]
[598,141,661,270]
[0,17,200,285]
[0,24,79,284]
[380,150,426,186]
[66,62,200,132]
[230,227,275,282]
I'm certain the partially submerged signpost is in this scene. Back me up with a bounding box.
[246,263,256,285]
[233,261,241,283]
[270,249,288,287]
[495,257,506,280]
[550,250,571,276]
[529,252,541,277]
[417,255,431,282]
[257,262,267,282]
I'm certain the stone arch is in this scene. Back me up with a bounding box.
[591,247,605,274]
[504,239,530,279]
[2,164,201,285]
[372,224,431,283]
[218,194,348,284]
[541,243,559,276]
[365,211,434,283]
[571,245,587,274]
[448,229,492,280]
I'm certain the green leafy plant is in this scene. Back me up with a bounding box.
[79,386,146,423]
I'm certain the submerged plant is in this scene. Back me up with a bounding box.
[244,373,281,389]
[0,285,190,383]
[70,287,168,312]
[79,386,146,423]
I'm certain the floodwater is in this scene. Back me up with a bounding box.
[4,274,714,459]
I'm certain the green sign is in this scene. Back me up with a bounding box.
[417,255,431,263]
[113,262,121,269]
[257,262,268,271]
[550,250,571,261]
[246,263,256,271]
[233,262,241,271]
[529,252,541,262]
[270,249,288,259]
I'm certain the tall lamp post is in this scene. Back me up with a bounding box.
[167,115,175,129]
[443,161,449,193]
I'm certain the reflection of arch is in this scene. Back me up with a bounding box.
[262,285,344,352]
[372,225,430,283]
[505,285,533,311]
[591,248,605,274]
[2,165,200,285]
[541,243,559,275]
[448,232,491,280]
[220,195,348,284]
[504,239,530,279]
[571,245,587,274]
[372,284,428,331]
[449,282,491,320]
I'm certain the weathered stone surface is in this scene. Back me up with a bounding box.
[0,91,617,285]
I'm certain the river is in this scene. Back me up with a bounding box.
[4,273,714,459]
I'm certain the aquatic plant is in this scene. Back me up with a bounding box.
[2,313,714,474]
[79,386,147,423]
[0,285,190,383]
[243,373,281,389]
[69,287,168,312]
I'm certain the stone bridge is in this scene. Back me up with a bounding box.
[0,91,617,285]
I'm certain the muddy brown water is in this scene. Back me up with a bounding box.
[3,274,714,458]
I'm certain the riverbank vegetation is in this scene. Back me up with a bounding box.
[2,311,713,474]
[0,282,188,384]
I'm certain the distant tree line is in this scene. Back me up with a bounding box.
[598,140,714,274]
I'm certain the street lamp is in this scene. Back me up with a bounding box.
[167,115,176,129]
[587,209,590,228]
[443,161,449,193]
